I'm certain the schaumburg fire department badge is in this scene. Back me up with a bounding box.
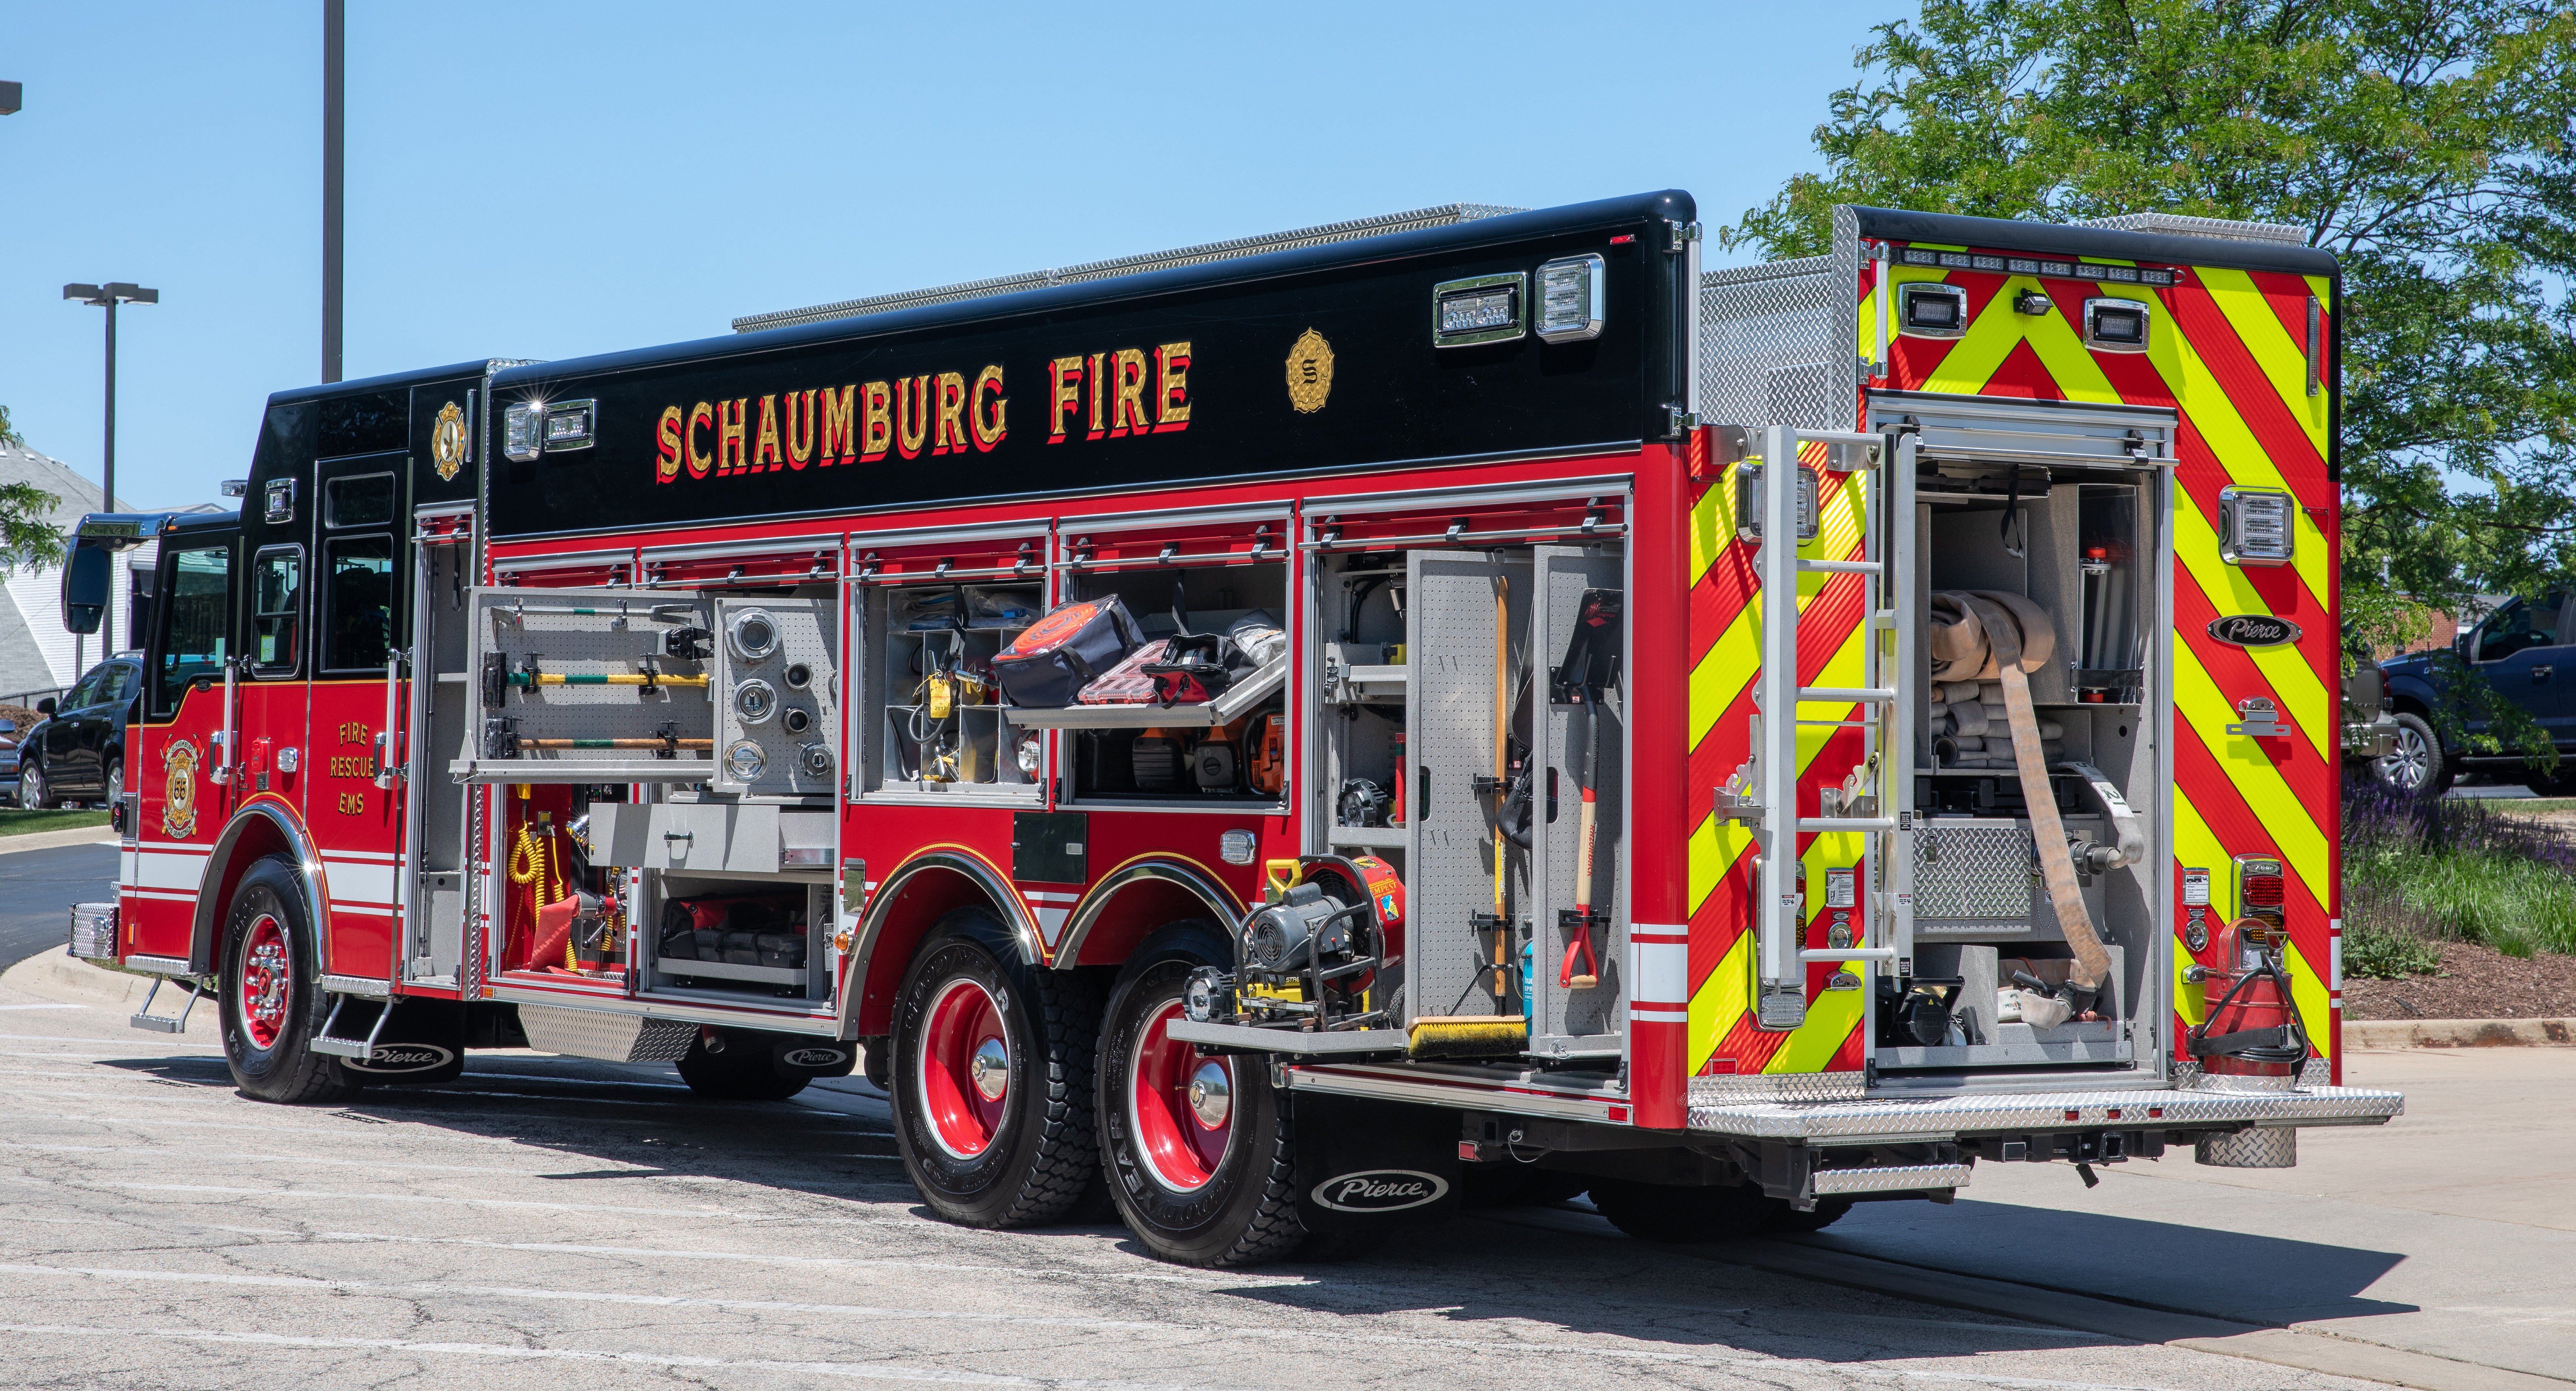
[1285,328,1334,414]
[161,738,200,839]
[431,400,468,482]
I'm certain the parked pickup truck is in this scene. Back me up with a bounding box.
[2378,593,2570,796]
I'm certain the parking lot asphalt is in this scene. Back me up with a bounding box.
[0,840,117,972]
[0,951,2555,1391]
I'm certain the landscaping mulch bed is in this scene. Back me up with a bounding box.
[2342,940,2576,1021]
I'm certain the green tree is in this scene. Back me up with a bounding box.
[1729,0,2576,763]
[0,405,67,575]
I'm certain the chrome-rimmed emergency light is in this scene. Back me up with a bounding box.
[2084,298,2151,353]
[263,479,295,525]
[1534,254,1605,343]
[1899,282,1969,338]
[502,402,544,462]
[2217,486,2296,567]
[1735,460,1819,544]
[542,399,597,452]
[1432,272,1524,348]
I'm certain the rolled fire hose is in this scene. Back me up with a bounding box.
[1927,591,2114,1001]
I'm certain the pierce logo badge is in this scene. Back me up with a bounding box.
[161,738,200,839]
[781,1046,848,1069]
[1285,328,1334,414]
[431,400,468,482]
[351,1042,454,1073]
[2206,614,2300,648]
[1310,1169,1448,1212]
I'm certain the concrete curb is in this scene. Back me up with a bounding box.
[2345,1017,2575,1048]
[0,946,222,1041]
[0,826,118,856]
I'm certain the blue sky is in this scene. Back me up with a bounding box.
[0,2,1907,511]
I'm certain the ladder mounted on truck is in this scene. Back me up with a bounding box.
[1732,424,1919,1031]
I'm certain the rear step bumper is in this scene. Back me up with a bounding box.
[1688,1082,2404,1140]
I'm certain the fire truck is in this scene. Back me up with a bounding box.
[63,191,2400,1265]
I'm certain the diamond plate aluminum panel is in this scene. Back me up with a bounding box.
[1914,821,2035,921]
[1700,254,1847,433]
[1688,1084,2402,1138]
[1812,1163,1974,1196]
[68,903,116,960]
[519,1004,699,1063]
[1689,1071,1871,1105]
[2197,1126,2298,1168]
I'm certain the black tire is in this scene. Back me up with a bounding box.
[1096,924,1306,1267]
[2379,712,2451,796]
[676,1032,809,1101]
[220,855,360,1105]
[21,758,55,810]
[104,758,123,811]
[1588,1176,1768,1242]
[1760,1196,1855,1233]
[890,908,1100,1228]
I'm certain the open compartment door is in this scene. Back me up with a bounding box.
[1529,545,1625,1058]
[452,585,715,783]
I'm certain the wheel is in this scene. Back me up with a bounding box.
[890,908,1100,1228]
[1096,925,1306,1267]
[219,855,360,1104]
[21,758,55,810]
[2379,713,2451,795]
[675,1031,809,1100]
[1587,1176,1768,1242]
[1760,1196,1854,1233]
[104,758,122,809]
[2525,762,2576,798]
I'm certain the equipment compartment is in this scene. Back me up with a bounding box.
[454,585,715,783]
[861,582,1044,798]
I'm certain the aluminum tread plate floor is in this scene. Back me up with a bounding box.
[1687,1084,2405,1139]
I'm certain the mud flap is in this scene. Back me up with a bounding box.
[772,1036,860,1080]
[341,998,468,1085]
[1291,1093,1462,1234]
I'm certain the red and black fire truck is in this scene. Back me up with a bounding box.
[64,191,2400,1264]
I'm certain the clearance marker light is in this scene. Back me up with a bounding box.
[542,399,596,452]
[1534,254,1606,343]
[2084,298,2151,352]
[1899,282,1968,338]
[1432,272,1524,347]
[502,402,544,462]
[2217,486,2297,566]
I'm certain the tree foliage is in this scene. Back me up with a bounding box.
[1730,0,2576,757]
[0,406,67,576]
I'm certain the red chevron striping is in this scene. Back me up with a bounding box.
[1691,856,1750,986]
[2174,584,2335,815]
[2162,282,2329,497]
[1689,687,1755,833]
[1982,338,2066,400]
[2173,725,2333,934]
[1715,1011,1788,1073]
[2248,269,2325,361]
[1690,547,1758,667]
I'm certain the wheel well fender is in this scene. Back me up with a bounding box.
[1054,857,1242,972]
[838,850,1036,1040]
[190,800,326,980]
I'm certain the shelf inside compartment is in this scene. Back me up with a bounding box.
[1003,656,1288,729]
[884,703,1038,790]
[658,958,806,986]
[1326,825,1405,849]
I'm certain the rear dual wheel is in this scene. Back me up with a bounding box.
[890,909,1100,1228]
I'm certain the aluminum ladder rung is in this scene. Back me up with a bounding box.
[1798,686,1898,704]
[1798,558,1882,575]
[1798,817,1896,832]
[1801,947,1899,963]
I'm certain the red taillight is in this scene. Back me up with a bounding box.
[2243,877,2284,906]
[2236,855,2287,926]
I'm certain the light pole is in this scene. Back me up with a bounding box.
[323,0,343,383]
[62,282,158,658]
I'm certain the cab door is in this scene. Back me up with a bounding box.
[128,532,239,963]
[304,460,409,984]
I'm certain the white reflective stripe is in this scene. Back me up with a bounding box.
[320,859,397,902]
[328,902,397,917]
[1628,927,1687,1006]
[2328,918,2342,994]
[133,851,207,893]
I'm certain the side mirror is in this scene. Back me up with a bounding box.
[36,698,56,717]
[59,542,109,636]
[0,720,17,734]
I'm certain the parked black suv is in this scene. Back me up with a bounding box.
[20,655,144,810]
[2379,594,2575,796]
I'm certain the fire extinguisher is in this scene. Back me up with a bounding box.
[2186,919,2308,1086]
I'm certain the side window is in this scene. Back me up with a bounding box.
[250,546,303,677]
[323,536,395,673]
[155,545,232,715]
[64,667,104,710]
[2478,596,2563,663]
[97,664,137,706]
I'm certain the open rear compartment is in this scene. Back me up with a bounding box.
[1875,393,2174,1085]
[1300,499,1631,1064]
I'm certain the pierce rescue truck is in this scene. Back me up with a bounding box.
[64,191,2400,1264]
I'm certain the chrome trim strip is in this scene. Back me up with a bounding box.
[1688,1084,2403,1139]
[123,954,194,977]
[319,973,391,998]
[1283,1065,1622,1123]
[1054,858,1242,968]
[492,986,840,1038]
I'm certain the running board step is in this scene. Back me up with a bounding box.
[312,995,391,1059]
[128,977,198,1034]
[1811,1162,1973,1197]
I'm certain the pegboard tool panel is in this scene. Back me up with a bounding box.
[455,585,715,783]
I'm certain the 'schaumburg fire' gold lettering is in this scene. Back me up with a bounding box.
[972,366,1007,450]
[820,385,856,463]
[655,405,684,481]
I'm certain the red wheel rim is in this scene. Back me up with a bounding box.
[238,913,290,1051]
[919,977,1010,1158]
[1129,998,1233,1191]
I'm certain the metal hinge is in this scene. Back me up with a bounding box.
[1668,405,1701,437]
[1666,220,1703,251]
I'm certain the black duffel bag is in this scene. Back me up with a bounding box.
[994,596,1143,708]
